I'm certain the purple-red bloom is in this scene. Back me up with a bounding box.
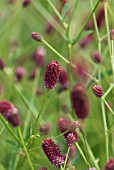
[89,168,96,170]
[92,85,104,98]
[42,138,65,168]
[0,100,21,127]
[105,158,114,170]
[58,118,79,146]
[71,83,90,119]
[32,47,46,67]
[44,60,60,89]
[66,132,78,146]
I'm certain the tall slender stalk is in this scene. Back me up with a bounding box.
[17,127,34,170]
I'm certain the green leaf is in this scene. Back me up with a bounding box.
[61,3,70,20]
[75,30,93,42]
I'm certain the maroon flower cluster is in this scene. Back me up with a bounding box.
[0,100,21,127]
[58,118,79,146]
[42,138,65,168]
[31,32,43,42]
[44,60,60,89]
[105,158,114,170]
[71,83,90,119]
[92,85,104,98]
[32,47,46,68]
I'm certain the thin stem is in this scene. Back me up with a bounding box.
[101,100,109,161]
[46,0,68,29]
[72,0,100,45]
[67,0,79,37]
[0,115,20,143]
[63,147,70,170]
[23,69,40,137]
[42,39,98,83]
[111,40,114,75]
[32,89,49,134]
[104,2,111,56]
[17,127,34,170]
[75,143,88,166]
[0,124,7,136]
[102,96,114,116]
[103,83,114,98]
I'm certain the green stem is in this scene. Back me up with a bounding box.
[67,0,79,37]
[0,115,20,143]
[32,89,49,134]
[63,147,70,170]
[42,39,98,83]
[104,2,111,56]
[75,143,88,166]
[72,0,100,45]
[101,100,109,161]
[111,40,114,75]
[17,127,34,170]
[103,83,114,98]
[46,0,68,29]
[23,69,40,137]
[102,96,114,116]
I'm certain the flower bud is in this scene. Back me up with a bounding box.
[44,60,60,89]
[40,168,48,170]
[31,32,43,42]
[89,168,96,170]
[69,145,76,159]
[92,51,102,64]
[92,85,104,98]
[39,123,50,135]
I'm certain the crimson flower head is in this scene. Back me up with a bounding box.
[42,138,65,168]
[92,85,104,98]
[44,60,60,89]
[0,100,21,127]
[71,83,90,119]
[105,158,114,170]
[58,118,79,146]
[39,123,50,135]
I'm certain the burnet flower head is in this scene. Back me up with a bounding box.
[44,60,60,90]
[42,138,65,168]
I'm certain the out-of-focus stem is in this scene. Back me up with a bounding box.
[46,0,68,29]
[32,89,49,134]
